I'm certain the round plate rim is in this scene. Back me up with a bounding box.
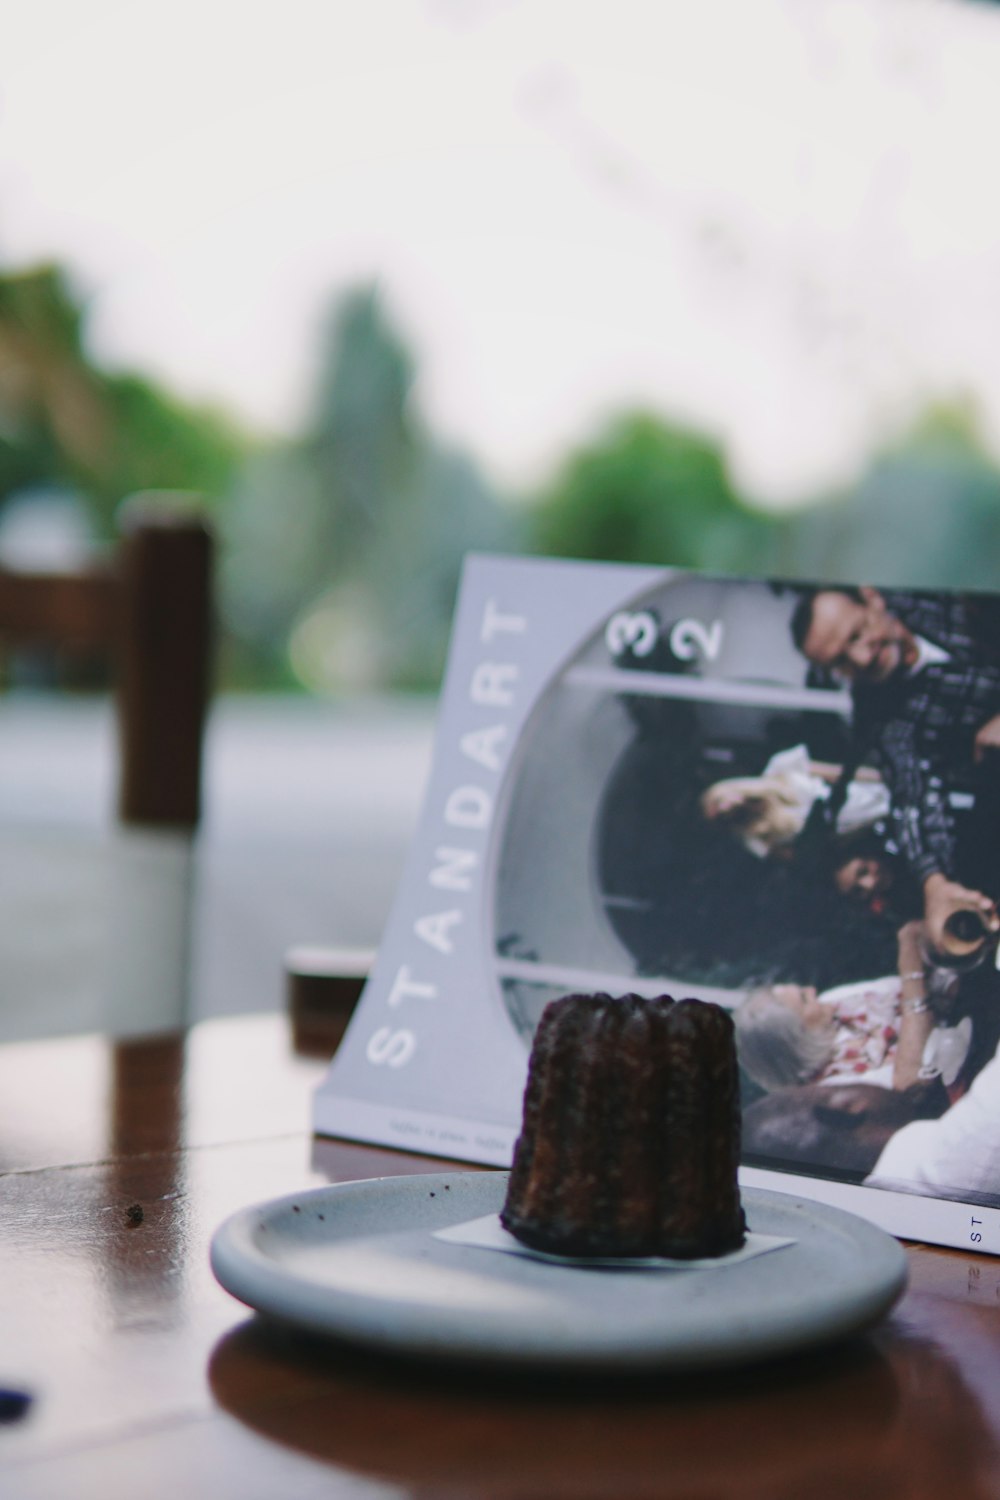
[210,1172,908,1372]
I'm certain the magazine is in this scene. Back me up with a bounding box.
[314,554,1000,1254]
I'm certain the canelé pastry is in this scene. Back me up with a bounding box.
[500,992,745,1258]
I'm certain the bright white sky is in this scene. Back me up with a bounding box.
[2,0,999,504]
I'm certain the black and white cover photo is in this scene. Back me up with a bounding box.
[315,555,1000,1253]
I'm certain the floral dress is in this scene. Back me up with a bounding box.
[816,975,902,1090]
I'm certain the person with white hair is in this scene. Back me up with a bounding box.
[733,921,970,1095]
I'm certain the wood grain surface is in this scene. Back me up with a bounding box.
[2,1012,1000,1499]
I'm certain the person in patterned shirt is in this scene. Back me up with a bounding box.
[790,585,1000,957]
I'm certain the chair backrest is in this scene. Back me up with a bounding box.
[0,497,214,830]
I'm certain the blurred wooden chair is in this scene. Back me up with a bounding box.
[0,497,214,830]
[0,495,214,1038]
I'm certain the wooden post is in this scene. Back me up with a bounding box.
[117,506,214,828]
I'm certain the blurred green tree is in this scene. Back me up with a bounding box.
[221,284,520,691]
[307,284,416,572]
[0,265,109,511]
[527,411,776,573]
[102,374,245,528]
[771,400,1000,590]
[0,264,245,537]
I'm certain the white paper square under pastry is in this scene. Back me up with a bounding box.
[435,1213,795,1269]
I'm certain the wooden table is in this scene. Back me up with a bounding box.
[4,1011,1000,1499]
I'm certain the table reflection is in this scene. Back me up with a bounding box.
[209,1320,904,1499]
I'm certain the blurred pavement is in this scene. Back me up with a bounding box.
[0,693,435,1040]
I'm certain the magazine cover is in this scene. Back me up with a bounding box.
[314,553,1000,1254]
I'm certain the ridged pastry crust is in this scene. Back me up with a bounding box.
[500,992,745,1258]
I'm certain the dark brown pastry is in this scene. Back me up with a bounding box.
[500,992,745,1258]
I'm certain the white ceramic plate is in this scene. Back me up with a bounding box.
[210,1172,907,1372]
